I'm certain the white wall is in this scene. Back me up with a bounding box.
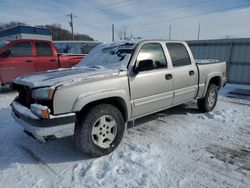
[0,33,52,41]
[0,34,22,40]
[20,33,52,40]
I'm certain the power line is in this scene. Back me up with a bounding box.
[131,0,216,20]
[73,0,134,17]
[19,0,135,23]
[70,0,145,32]
[76,0,216,28]
[77,2,250,39]
[133,3,250,27]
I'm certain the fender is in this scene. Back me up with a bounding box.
[202,72,222,98]
[71,89,132,120]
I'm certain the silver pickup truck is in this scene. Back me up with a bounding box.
[11,40,227,157]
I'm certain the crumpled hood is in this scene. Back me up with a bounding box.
[12,67,119,88]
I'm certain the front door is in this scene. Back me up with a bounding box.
[0,41,35,84]
[129,43,174,118]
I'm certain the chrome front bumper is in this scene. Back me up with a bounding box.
[11,101,76,143]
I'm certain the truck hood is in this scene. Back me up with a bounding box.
[12,67,120,88]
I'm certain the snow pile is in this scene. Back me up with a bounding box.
[0,92,17,109]
[0,84,250,187]
[198,109,239,122]
[12,101,39,120]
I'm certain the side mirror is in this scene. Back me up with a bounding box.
[134,59,154,74]
[0,49,11,58]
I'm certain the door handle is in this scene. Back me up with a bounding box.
[26,60,33,63]
[165,74,172,80]
[189,70,195,76]
[50,59,56,62]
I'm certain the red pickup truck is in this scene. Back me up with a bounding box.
[0,39,85,89]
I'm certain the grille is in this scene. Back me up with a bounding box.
[11,83,34,107]
[11,83,53,113]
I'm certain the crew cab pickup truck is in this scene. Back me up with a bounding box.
[11,40,227,157]
[0,39,84,89]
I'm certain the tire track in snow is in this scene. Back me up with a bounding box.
[220,97,250,107]
[18,145,63,181]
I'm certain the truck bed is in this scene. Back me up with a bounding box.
[195,59,227,98]
[195,59,221,64]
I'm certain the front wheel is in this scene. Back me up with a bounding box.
[74,104,125,157]
[197,84,218,112]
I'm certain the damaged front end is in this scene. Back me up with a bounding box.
[11,83,76,143]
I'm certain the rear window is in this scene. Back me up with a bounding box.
[166,43,191,67]
[54,42,101,54]
[0,41,8,48]
[35,42,53,56]
[9,42,32,57]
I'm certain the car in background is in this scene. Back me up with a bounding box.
[54,41,102,55]
[0,39,85,89]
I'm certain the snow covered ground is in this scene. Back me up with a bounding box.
[0,84,250,188]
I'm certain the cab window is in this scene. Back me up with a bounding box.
[9,42,32,57]
[136,43,167,71]
[35,42,53,56]
[166,43,191,67]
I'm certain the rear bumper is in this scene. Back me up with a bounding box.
[11,100,76,143]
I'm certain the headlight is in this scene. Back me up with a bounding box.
[31,104,50,119]
[32,87,55,100]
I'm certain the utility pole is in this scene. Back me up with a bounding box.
[67,13,77,40]
[197,22,201,40]
[112,24,115,42]
[169,25,172,40]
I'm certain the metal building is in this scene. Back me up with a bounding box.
[0,25,52,41]
[188,38,250,85]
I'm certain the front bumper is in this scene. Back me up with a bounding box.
[11,100,76,143]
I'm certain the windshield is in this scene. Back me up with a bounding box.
[77,42,137,70]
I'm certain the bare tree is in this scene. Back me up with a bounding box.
[117,25,129,40]
[117,28,124,40]
[0,22,94,41]
[0,21,26,31]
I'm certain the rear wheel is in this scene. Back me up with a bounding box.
[198,84,218,112]
[74,104,125,157]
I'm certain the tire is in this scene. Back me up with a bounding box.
[74,103,125,157]
[198,84,218,112]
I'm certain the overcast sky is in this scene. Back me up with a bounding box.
[1,0,250,42]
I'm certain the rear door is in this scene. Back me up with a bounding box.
[166,43,198,105]
[129,42,174,118]
[0,41,35,84]
[34,41,58,72]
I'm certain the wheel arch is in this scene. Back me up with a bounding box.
[72,90,131,123]
[202,74,222,98]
